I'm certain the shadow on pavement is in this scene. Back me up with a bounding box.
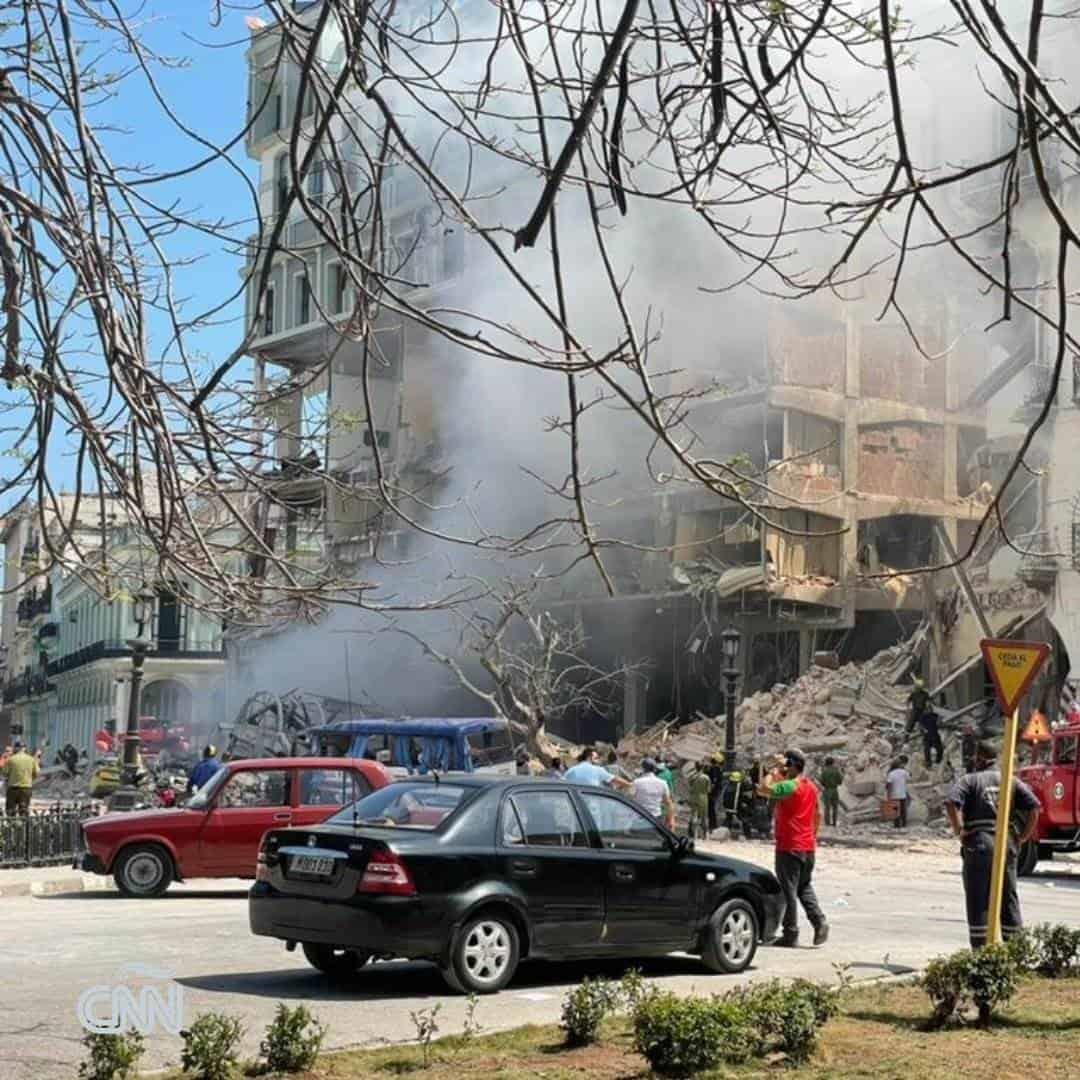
[179,954,734,1003]
[39,888,248,901]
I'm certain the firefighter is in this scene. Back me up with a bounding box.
[945,741,1041,948]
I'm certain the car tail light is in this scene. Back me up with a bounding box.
[255,852,271,883]
[357,849,416,896]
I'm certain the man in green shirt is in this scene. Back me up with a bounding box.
[689,762,712,839]
[2,741,39,815]
[657,758,677,798]
[819,756,843,827]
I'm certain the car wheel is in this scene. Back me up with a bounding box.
[1017,841,1038,877]
[113,845,173,898]
[443,913,520,994]
[701,897,759,974]
[302,944,371,977]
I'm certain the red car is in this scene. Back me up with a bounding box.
[76,757,390,897]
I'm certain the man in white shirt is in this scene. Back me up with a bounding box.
[632,757,675,829]
[886,755,911,829]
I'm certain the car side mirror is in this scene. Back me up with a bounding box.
[673,835,693,858]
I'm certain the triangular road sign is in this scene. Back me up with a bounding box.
[1021,710,1052,743]
[980,638,1051,715]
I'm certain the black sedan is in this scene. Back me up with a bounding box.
[250,776,784,994]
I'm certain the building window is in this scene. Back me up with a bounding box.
[441,228,465,280]
[294,272,311,326]
[262,286,275,337]
[274,152,289,217]
[326,262,349,315]
[363,429,391,450]
[308,160,324,206]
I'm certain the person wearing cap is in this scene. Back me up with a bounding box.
[946,740,1041,949]
[632,757,675,829]
[186,744,223,794]
[2,740,38,815]
[758,747,829,948]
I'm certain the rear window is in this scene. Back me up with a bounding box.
[326,783,470,830]
[468,726,514,767]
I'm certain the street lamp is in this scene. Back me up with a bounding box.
[720,624,742,763]
[116,589,155,800]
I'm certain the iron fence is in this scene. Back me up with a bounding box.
[0,804,96,869]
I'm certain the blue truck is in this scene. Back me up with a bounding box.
[309,716,519,775]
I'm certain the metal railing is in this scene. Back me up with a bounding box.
[0,804,96,869]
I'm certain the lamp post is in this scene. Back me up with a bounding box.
[117,590,155,798]
[721,624,742,765]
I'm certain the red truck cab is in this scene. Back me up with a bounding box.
[77,757,390,897]
[1016,722,1080,874]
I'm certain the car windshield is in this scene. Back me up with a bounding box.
[186,767,229,809]
[326,783,470,830]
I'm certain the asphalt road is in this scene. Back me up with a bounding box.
[3,841,1079,1079]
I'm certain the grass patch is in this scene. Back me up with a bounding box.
[154,978,1080,1079]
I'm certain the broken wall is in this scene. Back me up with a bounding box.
[764,510,843,579]
[858,423,945,499]
[859,324,946,410]
[767,309,845,393]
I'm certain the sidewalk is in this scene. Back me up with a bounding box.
[0,864,114,899]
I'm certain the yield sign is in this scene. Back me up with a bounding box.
[980,638,1051,715]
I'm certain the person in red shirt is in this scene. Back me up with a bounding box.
[759,747,829,948]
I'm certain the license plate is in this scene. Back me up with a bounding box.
[290,855,335,876]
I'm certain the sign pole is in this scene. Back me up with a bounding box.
[978,638,1051,947]
[986,707,1020,946]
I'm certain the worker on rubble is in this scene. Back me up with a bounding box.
[907,686,945,769]
[758,747,829,948]
[946,741,1040,949]
[186,745,222,795]
[819,756,844,828]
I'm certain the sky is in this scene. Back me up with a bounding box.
[1,3,263,504]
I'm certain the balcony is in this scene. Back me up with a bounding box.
[3,671,54,702]
[1017,531,1059,592]
[47,638,226,678]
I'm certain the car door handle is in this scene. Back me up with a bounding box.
[510,859,538,877]
[273,812,292,822]
[612,867,635,883]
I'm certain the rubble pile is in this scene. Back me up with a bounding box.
[731,632,955,824]
[612,624,958,826]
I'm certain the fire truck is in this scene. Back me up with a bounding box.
[1015,717,1080,875]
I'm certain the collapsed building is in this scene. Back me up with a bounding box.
[232,6,1072,751]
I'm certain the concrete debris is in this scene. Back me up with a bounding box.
[614,623,959,827]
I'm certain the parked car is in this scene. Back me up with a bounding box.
[76,757,390,897]
[249,776,784,992]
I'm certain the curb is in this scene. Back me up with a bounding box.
[0,874,115,899]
